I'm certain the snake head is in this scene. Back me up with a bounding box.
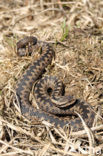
[17,36,37,56]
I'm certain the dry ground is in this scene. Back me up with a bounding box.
[0,0,103,155]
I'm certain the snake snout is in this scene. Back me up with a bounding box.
[17,48,26,56]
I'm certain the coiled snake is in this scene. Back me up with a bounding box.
[15,36,95,131]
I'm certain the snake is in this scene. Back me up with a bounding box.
[15,36,95,131]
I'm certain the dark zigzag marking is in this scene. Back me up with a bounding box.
[16,37,95,131]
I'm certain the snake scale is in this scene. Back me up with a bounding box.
[15,36,95,131]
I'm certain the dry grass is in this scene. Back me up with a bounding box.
[0,0,103,155]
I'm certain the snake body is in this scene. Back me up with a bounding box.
[15,36,95,131]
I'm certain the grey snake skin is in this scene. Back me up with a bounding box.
[15,36,95,131]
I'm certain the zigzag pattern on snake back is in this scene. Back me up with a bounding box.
[15,36,95,131]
